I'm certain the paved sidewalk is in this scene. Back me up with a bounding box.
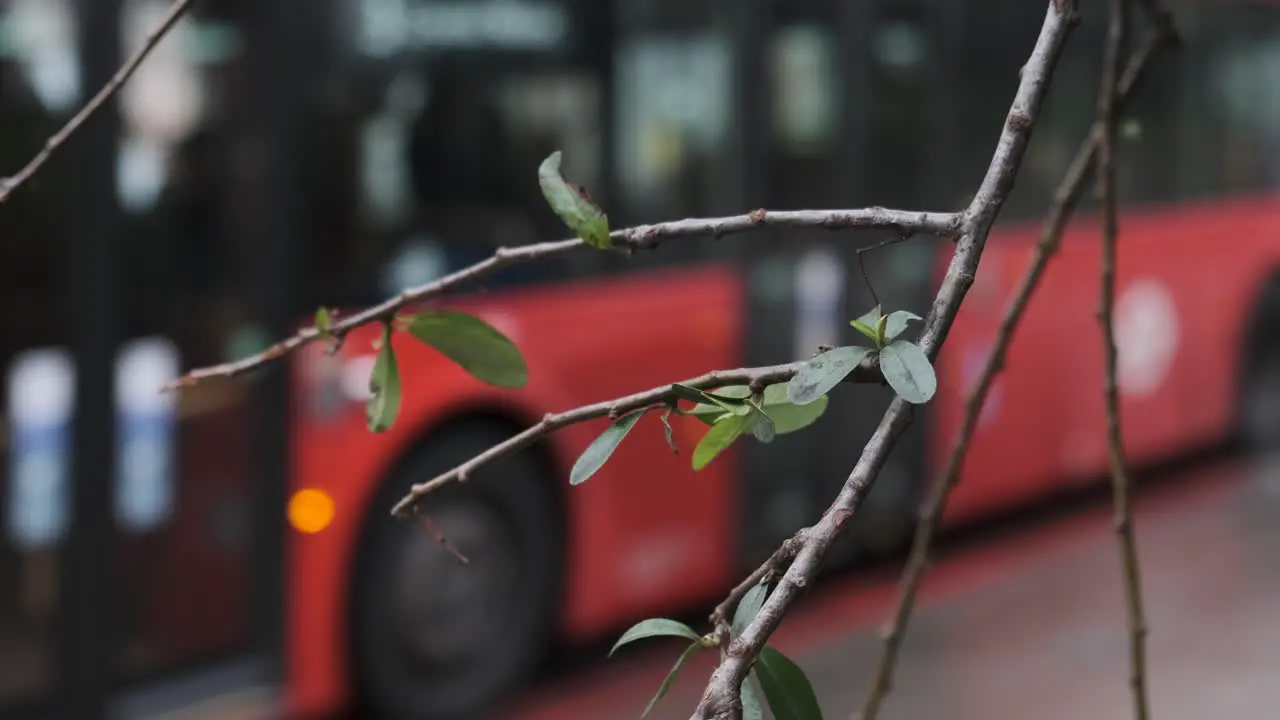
[508,457,1280,719]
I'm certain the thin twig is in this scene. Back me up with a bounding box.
[0,0,195,205]
[388,360,886,517]
[167,207,960,391]
[858,26,1174,720]
[415,512,470,564]
[691,4,1081,717]
[708,530,808,646]
[855,235,917,308]
[1097,0,1150,717]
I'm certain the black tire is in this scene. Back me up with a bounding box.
[351,421,562,720]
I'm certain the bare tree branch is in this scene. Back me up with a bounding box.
[387,359,886,518]
[1097,0,1151,717]
[166,207,960,391]
[0,0,194,206]
[859,22,1176,720]
[691,3,1081,717]
[709,530,808,644]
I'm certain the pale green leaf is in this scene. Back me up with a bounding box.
[766,395,829,434]
[365,324,401,433]
[732,582,769,637]
[406,310,527,389]
[571,409,647,485]
[610,618,701,657]
[786,346,871,405]
[538,150,611,249]
[693,414,748,470]
[748,406,776,443]
[756,646,824,720]
[883,310,923,342]
[850,304,882,343]
[880,340,937,404]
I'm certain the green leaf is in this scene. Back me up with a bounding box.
[571,409,647,485]
[732,582,769,637]
[538,150,611,249]
[660,410,678,454]
[641,642,701,719]
[756,646,824,720]
[765,395,829,434]
[693,414,748,470]
[747,400,776,443]
[406,310,528,389]
[880,340,937,404]
[610,618,702,657]
[883,310,923,342]
[786,346,872,405]
[365,324,401,433]
[693,385,829,433]
[672,384,751,416]
[742,676,765,720]
[314,307,333,335]
[875,314,888,345]
[850,304,882,343]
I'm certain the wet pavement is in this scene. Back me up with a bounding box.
[505,456,1280,719]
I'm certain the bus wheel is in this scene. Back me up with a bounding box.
[351,421,562,720]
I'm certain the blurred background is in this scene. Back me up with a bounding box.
[1,0,1280,718]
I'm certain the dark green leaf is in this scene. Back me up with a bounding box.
[365,325,401,433]
[314,307,332,335]
[406,310,527,389]
[880,340,937,404]
[641,642,701,719]
[756,645,824,720]
[693,414,748,470]
[883,310,923,342]
[571,409,647,486]
[538,150,611,249]
[786,346,872,405]
[660,410,678,454]
[741,676,765,720]
[610,618,701,657]
[732,582,769,637]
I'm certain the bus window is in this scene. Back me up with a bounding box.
[613,0,739,271]
[335,41,606,296]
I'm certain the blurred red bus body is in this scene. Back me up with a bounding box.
[285,197,1280,718]
[276,1,1280,718]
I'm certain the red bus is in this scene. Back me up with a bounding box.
[277,0,1280,717]
[4,0,1279,719]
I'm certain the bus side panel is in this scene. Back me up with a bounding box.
[1044,195,1280,477]
[933,194,1280,527]
[286,264,745,716]
[931,235,1072,524]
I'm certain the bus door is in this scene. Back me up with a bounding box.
[734,0,944,571]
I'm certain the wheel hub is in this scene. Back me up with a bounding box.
[390,501,517,666]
